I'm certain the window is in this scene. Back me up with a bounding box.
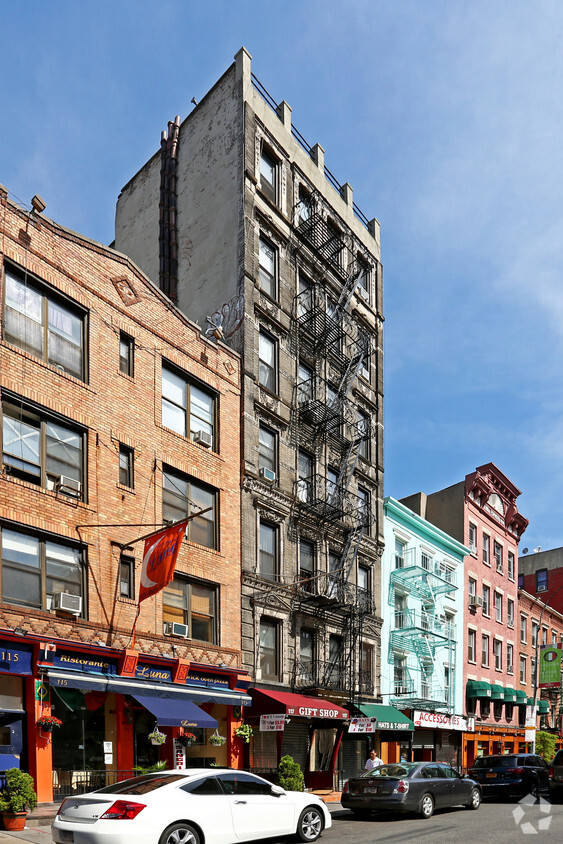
[259,521,278,581]
[258,330,277,393]
[299,628,315,683]
[118,444,134,488]
[328,634,344,685]
[395,538,406,569]
[358,486,370,527]
[326,466,340,506]
[520,615,527,643]
[508,551,515,581]
[259,147,277,204]
[494,541,503,572]
[468,523,477,553]
[2,398,85,499]
[361,643,373,691]
[258,236,277,298]
[356,259,370,302]
[259,618,279,680]
[494,591,503,623]
[468,629,476,662]
[358,327,370,381]
[482,584,490,616]
[394,655,407,694]
[162,467,217,549]
[394,593,406,628]
[357,408,370,460]
[119,332,134,376]
[299,539,315,590]
[162,365,215,448]
[507,598,514,628]
[468,577,477,598]
[297,450,313,502]
[297,186,312,225]
[532,621,539,649]
[4,265,85,380]
[1,527,83,613]
[507,643,514,674]
[163,577,217,643]
[553,631,558,646]
[296,272,312,318]
[258,425,277,476]
[482,534,490,565]
[482,634,489,666]
[520,656,527,684]
[119,553,134,598]
[325,220,343,268]
[542,627,548,646]
[296,361,313,404]
[494,640,502,671]
[536,569,548,592]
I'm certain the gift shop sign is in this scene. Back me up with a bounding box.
[260,714,286,731]
[413,711,474,732]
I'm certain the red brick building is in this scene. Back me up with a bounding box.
[0,186,249,801]
[518,590,563,735]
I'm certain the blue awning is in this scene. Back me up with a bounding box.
[132,695,217,728]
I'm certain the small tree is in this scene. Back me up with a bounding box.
[536,730,558,762]
[0,768,37,814]
[277,754,304,791]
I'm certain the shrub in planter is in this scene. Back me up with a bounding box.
[234,724,254,743]
[147,729,166,745]
[0,768,38,830]
[276,755,304,791]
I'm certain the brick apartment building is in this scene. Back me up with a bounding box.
[114,48,384,788]
[519,547,563,614]
[518,589,563,734]
[402,463,529,768]
[0,185,249,801]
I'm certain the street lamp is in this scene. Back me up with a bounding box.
[531,583,563,752]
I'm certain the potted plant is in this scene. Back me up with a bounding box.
[0,768,37,831]
[147,728,166,746]
[177,732,196,747]
[209,730,226,746]
[36,715,63,732]
[234,724,254,743]
[277,755,304,791]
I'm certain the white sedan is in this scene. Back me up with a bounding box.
[51,769,331,844]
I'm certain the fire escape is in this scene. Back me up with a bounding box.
[388,549,457,712]
[287,192,378,704]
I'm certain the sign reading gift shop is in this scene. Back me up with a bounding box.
[348,718,377,734]
[413,711,475,732]
[260,714,286,731]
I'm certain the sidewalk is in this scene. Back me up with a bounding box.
[0,803,346,844]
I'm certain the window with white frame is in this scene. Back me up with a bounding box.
[468,577,477,598]
[507,643,514,674]
[258,235,277,298]
[507,550,515,580]
[494,541,503,572]
[259,147,278,204]
[494,591,503,623]
[520,655,527,684]
[259,618,280,680]
[258,330,277,393]
[494,639,502,670]
[468,629,476,662]
[481,634,489,667]
[520,614,527,643]
[468,522,477,553]
[507,598,514,628]
[258,424,277,476]
[482,584,490,616]
[532,621,539,649]
[395,537,406,569]
[163,577,217,643]
[162,365,215,448]
[259,521,278,581]
[482,534,490,564]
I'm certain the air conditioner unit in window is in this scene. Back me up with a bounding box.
[164,622,189,638]
[469,595,484,608]
[259,467,276,483]
[356,286,369,302]
[55,475,82,497]
[193,430,213,448]
[54,593,82,615]
[395,686,409,695]
[469,543,477,554]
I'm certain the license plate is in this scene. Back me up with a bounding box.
[486,773,495,779]
[365,787,378,793]
[59,832,74,843]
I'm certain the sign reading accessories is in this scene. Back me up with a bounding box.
[413,710,475,732]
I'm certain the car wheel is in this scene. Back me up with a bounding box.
[419,793,434,819]
[159,822,200,844]
[466,787,481,810]
[296,806,324,841]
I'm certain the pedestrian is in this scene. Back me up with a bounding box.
[365,749,382,770]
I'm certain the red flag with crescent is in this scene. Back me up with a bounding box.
[139,521,189,603]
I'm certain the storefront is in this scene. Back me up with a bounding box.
[345,704,414,771]
[411,710,474,768]
[462,682,527,768]
[245,688,348,790]
[1,636,251,802]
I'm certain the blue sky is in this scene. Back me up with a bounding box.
[2,1,562,552]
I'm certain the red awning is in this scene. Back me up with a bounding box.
[249,688,348,720]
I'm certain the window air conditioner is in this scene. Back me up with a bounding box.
[395,686,408,695]
[469,595,484,608]
[469,543,477,554]
[193,430,213,448]
[54,593,82,615]
[259,467,276,483]
[357,286,369,302]
[164,622,189,638]
[55,475,82,497]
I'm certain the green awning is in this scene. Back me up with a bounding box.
[503,687,517,703]
[538,700,550,714]
[527,697,535,706]
[466,680,492,699]
[514,690,527,702]
[356,704,414,731]
[490,684,505,701]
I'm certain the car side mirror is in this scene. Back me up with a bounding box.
[270,785,286,797]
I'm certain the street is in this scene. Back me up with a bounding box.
[4,800,563,844]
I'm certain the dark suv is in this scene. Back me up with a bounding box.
[468,754,549,797]
[548,749,563,802]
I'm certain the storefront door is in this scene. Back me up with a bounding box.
[0,676,24,771]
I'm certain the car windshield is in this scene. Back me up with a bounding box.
[94,774,187,794]
[360,763,416,778]
[472,756,519,769]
